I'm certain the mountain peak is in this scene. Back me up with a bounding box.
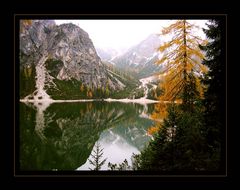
[111,33,163,78]
[20,20,124,100]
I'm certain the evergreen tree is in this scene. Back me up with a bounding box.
[180,71,201,111]
[137,101,208,171]
[137,104,180,171]
[88,141,107,171]
[108,159,131,171]
[200,19,225,170]
[137,68,207,171]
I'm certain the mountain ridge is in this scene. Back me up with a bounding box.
[20,20,125,100]
[110,34,164,78]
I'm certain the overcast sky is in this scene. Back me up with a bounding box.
[55,20,208,52]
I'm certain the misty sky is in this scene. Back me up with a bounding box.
[55,20,208,52]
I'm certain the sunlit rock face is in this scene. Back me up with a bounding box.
[20,20,124,99]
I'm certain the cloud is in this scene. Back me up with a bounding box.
[55,20,207,51]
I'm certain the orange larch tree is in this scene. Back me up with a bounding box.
[157,20,208,104]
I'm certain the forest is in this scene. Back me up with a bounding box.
[19,19,226,173]
[88,19,226,173]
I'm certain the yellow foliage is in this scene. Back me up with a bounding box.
[80,84,84,92]
[147,125,161,135]
[151,103,168,121]
[158,42,171,52]
[196,78,204,99]
[22,20,32,26]
[86,87,93,98]
[156,56,167,65]
[20,20,32,33]
[174,99,183,104]
[88,90,93,98]
[156,20,207,102]
[147,103,170,135]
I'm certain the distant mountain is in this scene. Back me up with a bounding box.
[96,47,119,62]
[20,20,126,100]
[112,34,163,78]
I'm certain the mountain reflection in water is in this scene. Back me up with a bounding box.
[20,101,159,171]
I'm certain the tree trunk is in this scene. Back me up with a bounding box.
[183,20,187,105]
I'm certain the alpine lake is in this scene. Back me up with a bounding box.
[19,100,160,171]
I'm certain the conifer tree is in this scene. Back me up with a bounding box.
[157,20,207,104]
[134,20,224,172]
[200,20,225,170]
[88,141,107,171]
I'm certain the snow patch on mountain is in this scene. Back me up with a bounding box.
[138,75,159,98]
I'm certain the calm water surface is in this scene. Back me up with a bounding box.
[19,101,159,171]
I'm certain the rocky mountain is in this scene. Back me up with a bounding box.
[112,34,163,78]
[20,20,124,100]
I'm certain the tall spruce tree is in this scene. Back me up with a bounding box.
[200,19,225,170]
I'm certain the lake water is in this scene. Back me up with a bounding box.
[19,101,159,171]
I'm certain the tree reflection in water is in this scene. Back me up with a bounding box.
[20,101,159,171]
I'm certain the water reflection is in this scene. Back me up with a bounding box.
[20,101,158,171]
[78,134,139,170]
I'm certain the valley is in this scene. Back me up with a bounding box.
[18,19,223,174]
[19,20,165,171]
[20,20,164,102]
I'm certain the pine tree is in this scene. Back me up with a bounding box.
[157,20,208,104]
[200,20,225,170]
[180,71,200,111]
[134,20,224,172]
[137,102,208,171]
[108,159,131,171]
[88,141,107,171]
